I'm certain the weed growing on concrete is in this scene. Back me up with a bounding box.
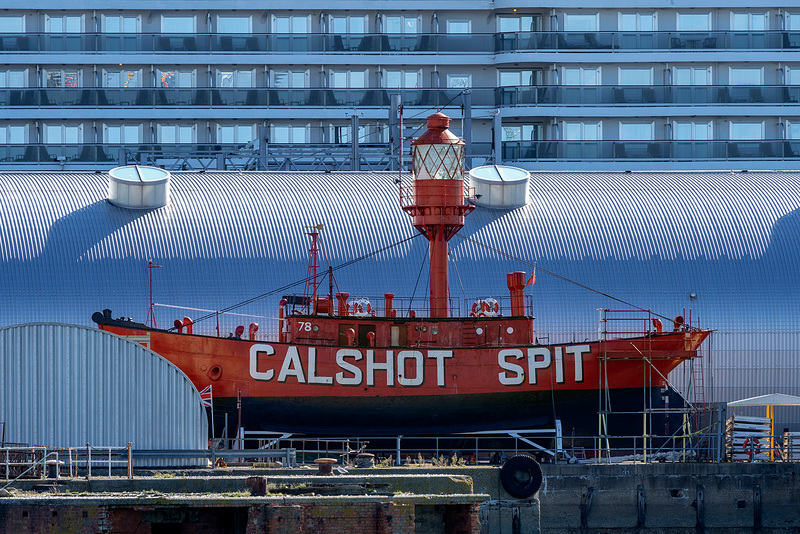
[377,455,394,467]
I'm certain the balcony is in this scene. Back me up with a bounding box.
[0,87,479,108]
[1,31,799,54]
[495,31,800,51]
[499,140,800,161]
[2,85,798,109]
[2,140,798,169]
[495,85,800,107]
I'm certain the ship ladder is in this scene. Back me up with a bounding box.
[690,349,707,458]
[461,323,478,345]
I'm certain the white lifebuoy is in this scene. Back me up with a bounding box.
[349,298,371,317]
[743,437,762,461]
[473,298,500,318]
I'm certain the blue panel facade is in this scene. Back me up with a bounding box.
[1,170,799,430]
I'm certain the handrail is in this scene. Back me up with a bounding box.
[1,450,59,490]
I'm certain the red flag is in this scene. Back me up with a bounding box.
[525,267,536,286]
[199,384,213,408]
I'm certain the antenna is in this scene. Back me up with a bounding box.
[146,259,162,327]
[303,224,325,313]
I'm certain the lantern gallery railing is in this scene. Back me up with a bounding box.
[1,31,799,54]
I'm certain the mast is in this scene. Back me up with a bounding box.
[402,112,475,318]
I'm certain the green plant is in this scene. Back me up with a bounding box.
[153,472,176,478]
[377,455,394,467]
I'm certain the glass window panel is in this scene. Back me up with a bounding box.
[695,123,710,140]
[732,13,749,30]
[620,14,637,31]
[385,71,401,88]
[565,14,597,31]
[163,16,194,33]
[500,72,520,86]
[730,67,762,85]
[385,16,401,33]
[290,72,305,88]
[46,70,80,88]
[331,71,347,88]
[677,13,710,31]
[275,17,290,33]
[620,123,652,140]
[0,71,25,87]
[787,123,800,139]
[272,72,288,88]
[405,18,418,33]
[447,20,471,34]
[293,17,308,33]
[332,17,347,33]
[730,122,763,139]
[350,71,366,88]
[120,125,139,143]
[350,17,366,34]
[104,15,138,33]
[674,123,692,139]
[404,71,418,88]
[272,126,290,143]
[563,68,580,85]
[788,13,800,30]
[447,74,471,88]
[46,125,62,143]
[619,68,651,85]
[564,123,582,140]
[502,126,521,141]
[8,126,25,143]
[583,68,599,85]
[0,16,24,33]
[64,126,81,144]
[65,16,81,33]
[499,18,520,32]
[218,16,250,33]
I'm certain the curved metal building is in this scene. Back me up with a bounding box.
[0,323,207,464]
[0,170,798,431]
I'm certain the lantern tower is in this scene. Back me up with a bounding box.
[402,112,475,318]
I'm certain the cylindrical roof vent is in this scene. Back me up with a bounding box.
[108,165,170,209]
[468,165,530,209]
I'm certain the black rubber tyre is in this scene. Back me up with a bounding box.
[500,454,543,498]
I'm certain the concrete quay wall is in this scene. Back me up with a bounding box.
[537,462,800,533]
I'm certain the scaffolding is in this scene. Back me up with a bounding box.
[596,308,713,463]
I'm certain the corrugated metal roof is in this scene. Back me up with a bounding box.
[1,169,799,429]
[0,323,207,465]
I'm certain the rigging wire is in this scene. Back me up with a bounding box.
[454,233,691,326]
[407,244,429,316]
[174,233,423,330]
[255,91,466,166]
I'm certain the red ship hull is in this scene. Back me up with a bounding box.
[97,316,709,436]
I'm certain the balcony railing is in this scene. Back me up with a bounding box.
[2,85,799,109]
[495,30,800,51]
[1,31,799,54]
[0,87,472,108]
[500,140,800,161]
[2,140,799,168]
[495,85,800,106]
